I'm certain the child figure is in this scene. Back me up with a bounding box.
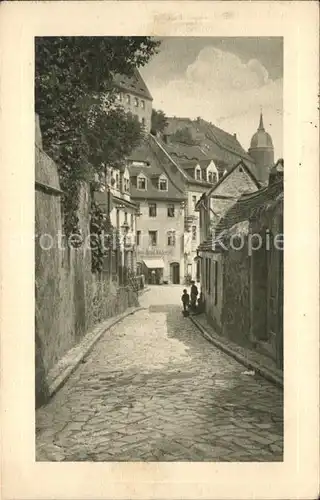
[181,289,190,312]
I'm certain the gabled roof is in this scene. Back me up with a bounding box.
[113,69,153,101]
[198,179,283,252]
[152,137,215,189]
[214,179,283,239]
[204,159,261,199]
[163,117,255,167]
[128,135,186,201]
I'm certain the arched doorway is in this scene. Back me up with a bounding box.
[170,262,180,284]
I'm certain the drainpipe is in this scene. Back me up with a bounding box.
[105,165,113,283]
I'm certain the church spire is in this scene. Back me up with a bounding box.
[258,109,265,131]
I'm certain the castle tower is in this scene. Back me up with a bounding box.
[249,111,274,185]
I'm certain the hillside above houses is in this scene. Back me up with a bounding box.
[160,117,256,183]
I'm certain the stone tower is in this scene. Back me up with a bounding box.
[249,112,274,185]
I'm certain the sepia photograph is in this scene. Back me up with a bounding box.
[1,1,319,498]
[35,35,284,462]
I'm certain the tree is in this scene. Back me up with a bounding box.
[151,109,168,136]
[171,127,196,145]
[35,37,160,237]
[35,37,159,170]
[86,106,143,172]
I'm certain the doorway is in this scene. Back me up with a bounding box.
[170,262,180,284]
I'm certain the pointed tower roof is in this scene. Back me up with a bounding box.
[249,111,273,150]
[258,110,265,131]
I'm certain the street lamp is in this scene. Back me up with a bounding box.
[193,249,202,283]
[193,249,202,262]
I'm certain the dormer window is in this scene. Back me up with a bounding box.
[122,167,130,193]
[137,174,147,190]
[124,177,130,192]
[195,166,202,180]
[115,172,120,190]
[158,175,168,191]
[207,172,214,183]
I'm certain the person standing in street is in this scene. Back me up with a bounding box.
[151,269,156,285]
[181,289,190,315]
[190,281,198,311]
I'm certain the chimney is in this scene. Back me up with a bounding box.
[163,134,170,144]
[268,158,284,185]
[276,158,284,170]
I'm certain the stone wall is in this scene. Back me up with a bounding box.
[201,252,224,333]
[35,140,93,375]
[221,246,251,346]
[35,116,139,407]
[209,164,259,230]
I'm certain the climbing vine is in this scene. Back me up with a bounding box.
[90,199,118,274]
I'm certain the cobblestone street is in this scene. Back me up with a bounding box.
[36,286,283,462]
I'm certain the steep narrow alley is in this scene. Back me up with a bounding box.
[36,286,283,462]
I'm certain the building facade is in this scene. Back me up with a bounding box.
[113,69,153,133]
[93,164,139,282]
[108,68,277,294]
[154,116,260,283]
[128,135,186,284]
[196,161,260,329]
[197,159,284,371]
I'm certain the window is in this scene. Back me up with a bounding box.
[196,168,201,180]
[159,177,168,191]
[130,214,134,231]
[192,225,197,241]
[208,172,214,183]
[134,97,139,107]
[115,172,120,189]
[149,231,157,246]
[167,230,176,246]
[136,202,141,214]
[124,177,130,192]
[205,258,211,294]
[141,117,145,128]
[149,203,157,217]
[213,261,218,305]
[117,93,122,101]
[124,211,128,223]
[126,94,131,104]
[116,209,120,229]
[141,100,145,109]
[136,231,141,246]
[167,204,175,217]
[192,195,197,210]
[137,175,147,190]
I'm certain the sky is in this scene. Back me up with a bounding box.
[140,37,283,159]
